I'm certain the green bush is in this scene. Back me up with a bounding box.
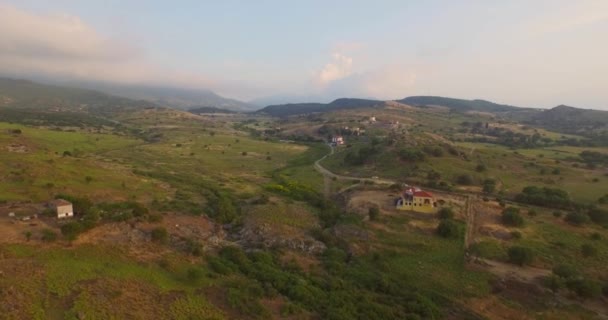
[543,275,564,293]
[368,207,380,221]
[507,246,534,266]
[552,264,578,279]
[436,219,459,238]
[510,231,522,239]
[501,207,524,227]
[60,222,83,241]
[587,208,608,226]
[437,207,454,220]
[41,229,57,242]
[456,174,474,186]
[566,279,602,299]
[553,211,562,218]
[565,212,589,226]
[151,227,168,244]
[581,244,598,257]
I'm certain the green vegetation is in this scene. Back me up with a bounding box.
[501,207,525,227]
[507,246,534,266]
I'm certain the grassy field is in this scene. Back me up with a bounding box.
[0,244,225,320]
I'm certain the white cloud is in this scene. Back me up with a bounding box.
[325,65,417,99]
[0,4,218,89]
[316,53,353,85]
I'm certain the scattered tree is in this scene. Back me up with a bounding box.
[508,246,534,266]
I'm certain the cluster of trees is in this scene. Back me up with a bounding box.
[461,122,553,148]
[344,145,380,166]
[398,148,426,162]
[515,186,571,209]
[545,264,605,299]
[207,246,444,319]
[579,150,608,167]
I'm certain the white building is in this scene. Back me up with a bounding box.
[331,136,345,145]
[51,199,74,219]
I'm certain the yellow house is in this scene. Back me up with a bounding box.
[395,187,437,213]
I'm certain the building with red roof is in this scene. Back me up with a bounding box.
[395,187,437,213]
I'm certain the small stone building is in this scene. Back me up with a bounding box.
[50,199,74,219]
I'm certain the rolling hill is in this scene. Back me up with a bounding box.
[528,105,608,134]
[256,98,385,117]
[67,82,256,111]
[0,77,157,115]
[397,96,524,112]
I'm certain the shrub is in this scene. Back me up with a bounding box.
[510,231,522,239]
[436,220,459,238]
[186,267,204,282]
[543,275,563,293]
[515,186,571,209]
[553,211,562,218]
[482,179,496,193]
[151,227,168,244]
[566,279,602,299]
[41,229,58,242]
[587,208,608,226]
[456,174,474,186]
[501,207,524,227]
[527,209,537,217]
[368,207,380,221]
[60,222,83,241]
[475,164,487,172]
[590,232,602,240]
[507,246,534,266]
[580,244,598,257]
[565,212,589,226]
[437,207,454,220]
[552,264,578,279]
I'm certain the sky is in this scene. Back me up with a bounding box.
[0,0,607,109]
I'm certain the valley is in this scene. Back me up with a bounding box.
[0,79,607,320]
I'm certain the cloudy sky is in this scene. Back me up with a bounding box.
[1,0,607,108]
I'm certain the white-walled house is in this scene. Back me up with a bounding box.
[50,199,74,219]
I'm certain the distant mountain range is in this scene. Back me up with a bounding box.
[63,81,256,112]
[397,96,526,112]
[0,77,157,115]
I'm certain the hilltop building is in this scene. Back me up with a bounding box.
[50,199,74,219]
[395,187,437,213]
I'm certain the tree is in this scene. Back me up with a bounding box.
[24,231,32,241]
[61,222,83,241]
[368,207,380,221]
[581,244,598,257]
[437,207,454,220]
[508,246,534,266]
[456,174,474,185]
[151,227,168,244]
[436,220,459,238]
[41,229,58,242]
[566,279,602,299]
[565,212,589,226]
[482,179,496,193]
[553,264,578,279]
[501,207,524,227]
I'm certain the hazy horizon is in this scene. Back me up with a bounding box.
[1,1,607,109]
